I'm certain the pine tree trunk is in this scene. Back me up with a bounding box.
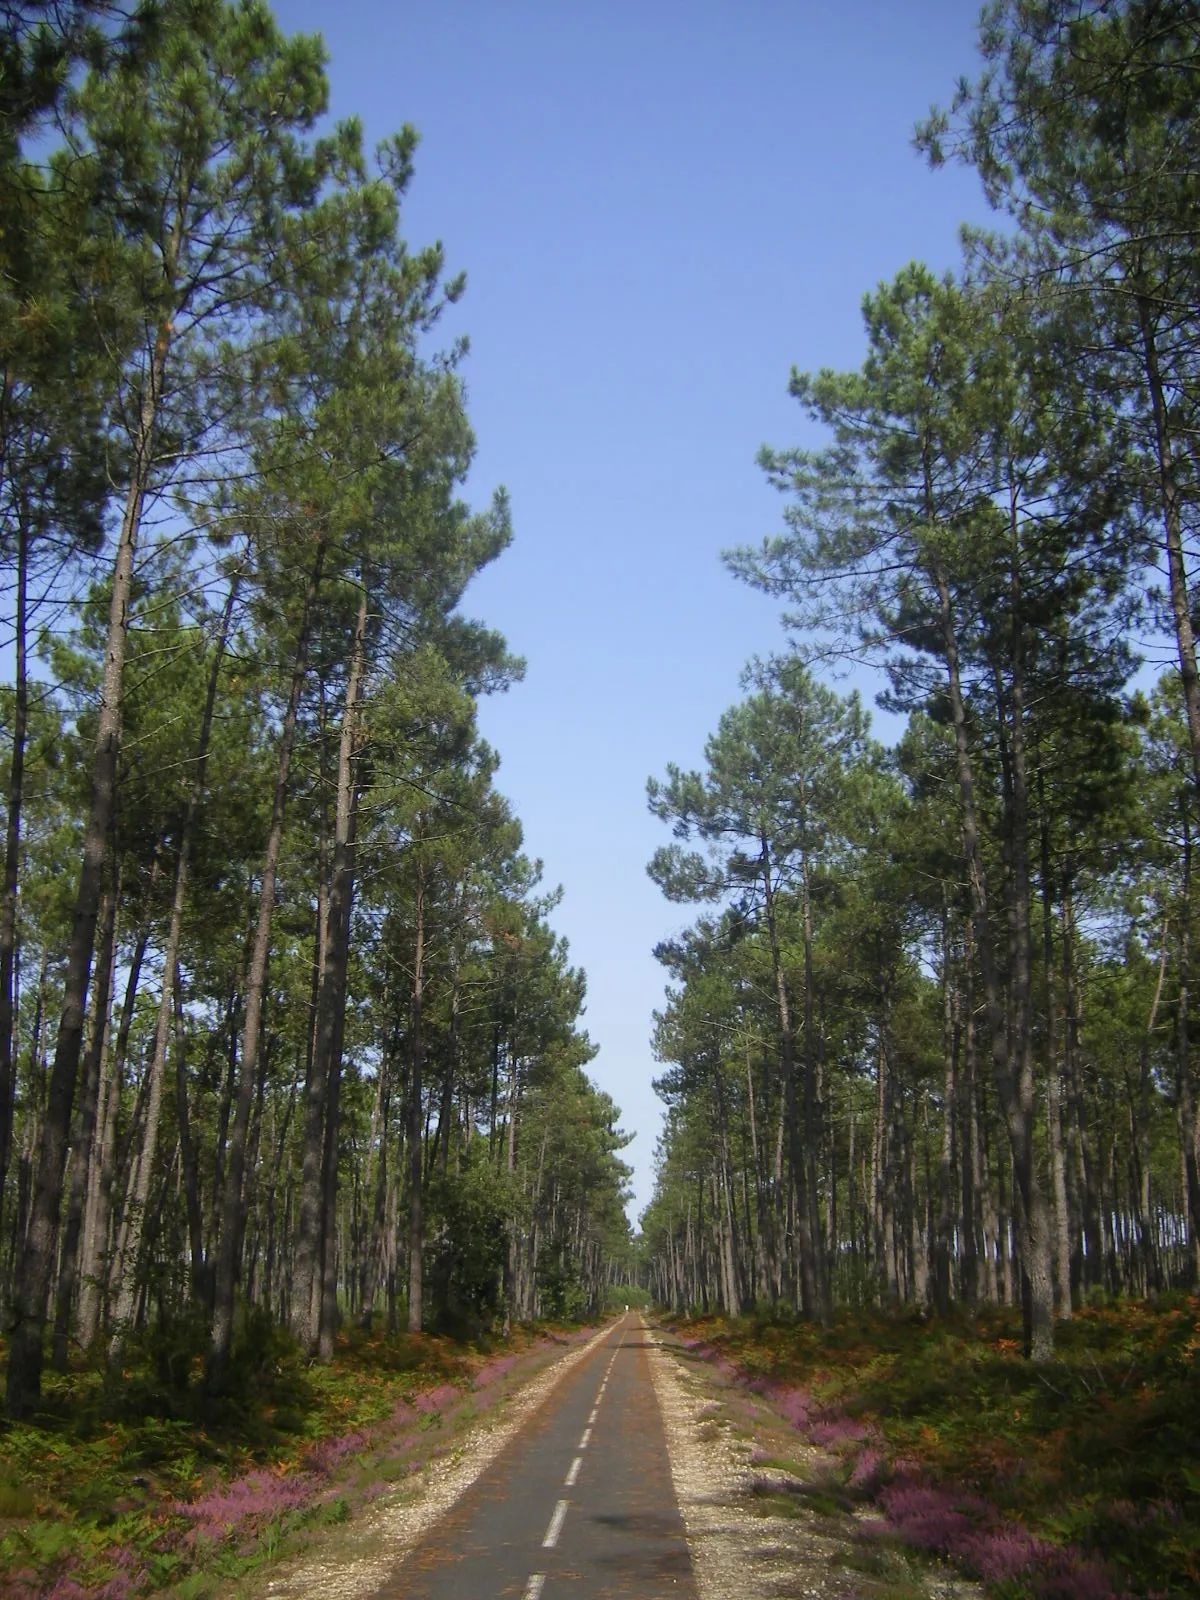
[207,536,326,1393]
[294,578,367,1352]
[407,866,426,1333]
[935,899,957,1315]
[935,563,1055,1359]
[1001,521,1057,1356]
[1137,295,1200,796]
[203,989,239,1307]
[761,841,820,1316]
[960,926,981,1305]
[6,325,167,1416]
[1176,810,1200,1281]
[1134,919,1169,1293]
[711,1047,741,1315]
[1038,778,1073,1315]
[744,1033,769,1302]
[9,956,46,1290]
[51,876,118,1370]
[360,1038,391,1324]
[110,580,236,1354]
[77,913,142,1353]
[798,844,830,1318]
[173,967,204,1300]
[0,513,29,1237]
[435,937,462,1179]
[1063,883,1101,1290]
[872,994,891,1305]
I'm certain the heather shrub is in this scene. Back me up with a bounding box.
[669,1299,1200,1597]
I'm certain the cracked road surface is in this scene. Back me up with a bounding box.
[371,1313,697,1600]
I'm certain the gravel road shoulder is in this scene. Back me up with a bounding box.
[239,1324,614,1600]
[645,1325,983,1600]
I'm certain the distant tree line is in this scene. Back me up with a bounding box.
[0,0,631,1420]
[641,0,1200,1360]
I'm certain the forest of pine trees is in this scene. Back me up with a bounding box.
[641,0,1200,1361]
[0,0,632,1420]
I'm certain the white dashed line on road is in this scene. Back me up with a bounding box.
[543,1499,569,1549]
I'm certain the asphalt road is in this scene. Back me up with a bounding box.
[371,1313,699,1600]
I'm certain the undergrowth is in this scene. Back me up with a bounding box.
[0,1309,588,1597]
[667,1294,1200,1600]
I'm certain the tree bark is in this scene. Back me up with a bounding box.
[959,917,980,1305]
[0,512,29,1236]
[110,578,237,1353]
[934,563,1055,1358]
[760,839,820,1317]
[51,875,117,1369]
[294,576,367,1354]
[798,839,830,1318]
[7,318,168,1417]
[1177,807,1200,1281]
[1038,773,1073,1315]
[407,864,426,1333]
[934,897,958,1316]
[173,966,205,1300]
[207,534,326,1393]
[1137,294,1200,797]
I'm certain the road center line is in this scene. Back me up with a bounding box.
[588,1407,599,1422]
[579,1426,591,1447]
[565,1455,582,1486]
[523,1577,545,1600]
[542,1499,569,1549]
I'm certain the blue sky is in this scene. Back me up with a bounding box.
[273,0,997,1217]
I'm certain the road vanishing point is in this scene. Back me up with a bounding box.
[373,1313,698,1600]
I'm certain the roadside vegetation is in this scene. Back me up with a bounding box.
[666,1299,1200,1599]
[0,1316,597,1598]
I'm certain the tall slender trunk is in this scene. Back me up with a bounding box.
[1137,294,1200,795]
[317,781,358,1363]
[744,1030,769,1302]
[872,988,892,1305]
[51,876,118,1369]
[78,909,144,1352]
[1038,773,1073,1315]
[798,840,830,1318]
[7,319,170,1416]
[207,535,326,1393]
[173,966,204,1299]
[934,561,1054,1359]
[360,1034,392,1324]
[407,866,426,1333]
[1133,917,1169,1293]
[1062,881,1100,1289]
[935,897,957,1316]
[0,513,29,1233]
[294,577,368,1352]
[1002,507,1056,1356]
[761,840,819,1316]
[110,580,237,1352]
[959,915,980,1304]
[1177,808,1200,1281]
[711,1042,741,1315]
[9,951,46,1286]
[437,997,457,1178]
